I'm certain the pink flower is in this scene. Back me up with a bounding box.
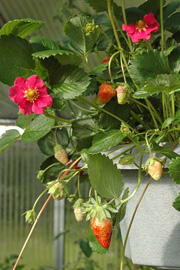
[122,13,160,43]
[9,75,52,115]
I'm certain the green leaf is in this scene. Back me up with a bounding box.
[139,0,162,14]
[0,35,35,86]
[16,114,35,129]
[169,47,180,73]
[163,1,180,20]
[30,36,60,51]
[162,117,176,129]
[126,7,146,24]
[88,130,126,154]
[0,129,21,153]
[129,50,170,87]
[40,156,64,184]
[99,101,130,129]
[173,192,180,211]
[164,12,180,32]
[134,74,180,98]
[90,62,109,75]
[52,65,90,99]
[35,58,49,81]
[0,18,44,38]
[113,188,129,226]
[84,0,107,12]
[151,141,180,159]
[32,49,82,66]
[169,157,180,184]
[72,118,99,139]
[88,154,124,199]
[37,129,69,156]
[88,224,108,254]
[22,115,55,143]
[64,14,100,53]
[78,238,93,258]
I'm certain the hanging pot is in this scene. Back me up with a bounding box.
[108,144,180,269]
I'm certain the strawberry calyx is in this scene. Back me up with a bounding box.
[83,196,117,222]
[47,180,68,200]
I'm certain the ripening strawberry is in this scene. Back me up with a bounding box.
[73,198,84,222]
[54,144,68,165]
[91,217,113,249]
[96,83,116,104]
[146,158,163,181]
[116,83,130,105]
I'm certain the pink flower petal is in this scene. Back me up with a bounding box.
[122,24,136,34]
[26,75,44,89]
[32,102,45,114]
[144,13,159,27]
[19,102,33,115]
[36,95,53,108]
[14,77,26,86]
[122,12,159,42]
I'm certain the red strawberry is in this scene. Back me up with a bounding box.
[96,83,116,104]
[91,217,113,249]
[73,163,83,176]
[101,57,110,64]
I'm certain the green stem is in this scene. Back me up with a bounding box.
[70,100,94,113]
[53,125,71,129]
[107,0,130,75]
[95,190,99,205]
[100,27,116,49]
[79,96,138,134]
[121,0,133,51]
[66,165,86,183]
[44,112,72,124]
[130,110,148,129]
[108,50,121,82]
[77,174,81,197]
[145,99,159,129]
[160,0,164,52]
[111,145,136,160]
[114,16,131,51]
[171,93,175,117]
[119,154,143,205]
[120,178,153,270]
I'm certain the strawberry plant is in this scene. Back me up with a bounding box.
[1,0,180,269]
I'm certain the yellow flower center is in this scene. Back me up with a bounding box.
[136,20,148,32]
[24,88,39,103]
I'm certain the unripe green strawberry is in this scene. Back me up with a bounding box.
[96,83,116,104]
[145,157,163,181]
[73,198,84,222]
[116,83,130,105]
[54,144,68,165]
[91,217,113,249]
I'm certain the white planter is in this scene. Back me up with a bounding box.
[107,145,180,268]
